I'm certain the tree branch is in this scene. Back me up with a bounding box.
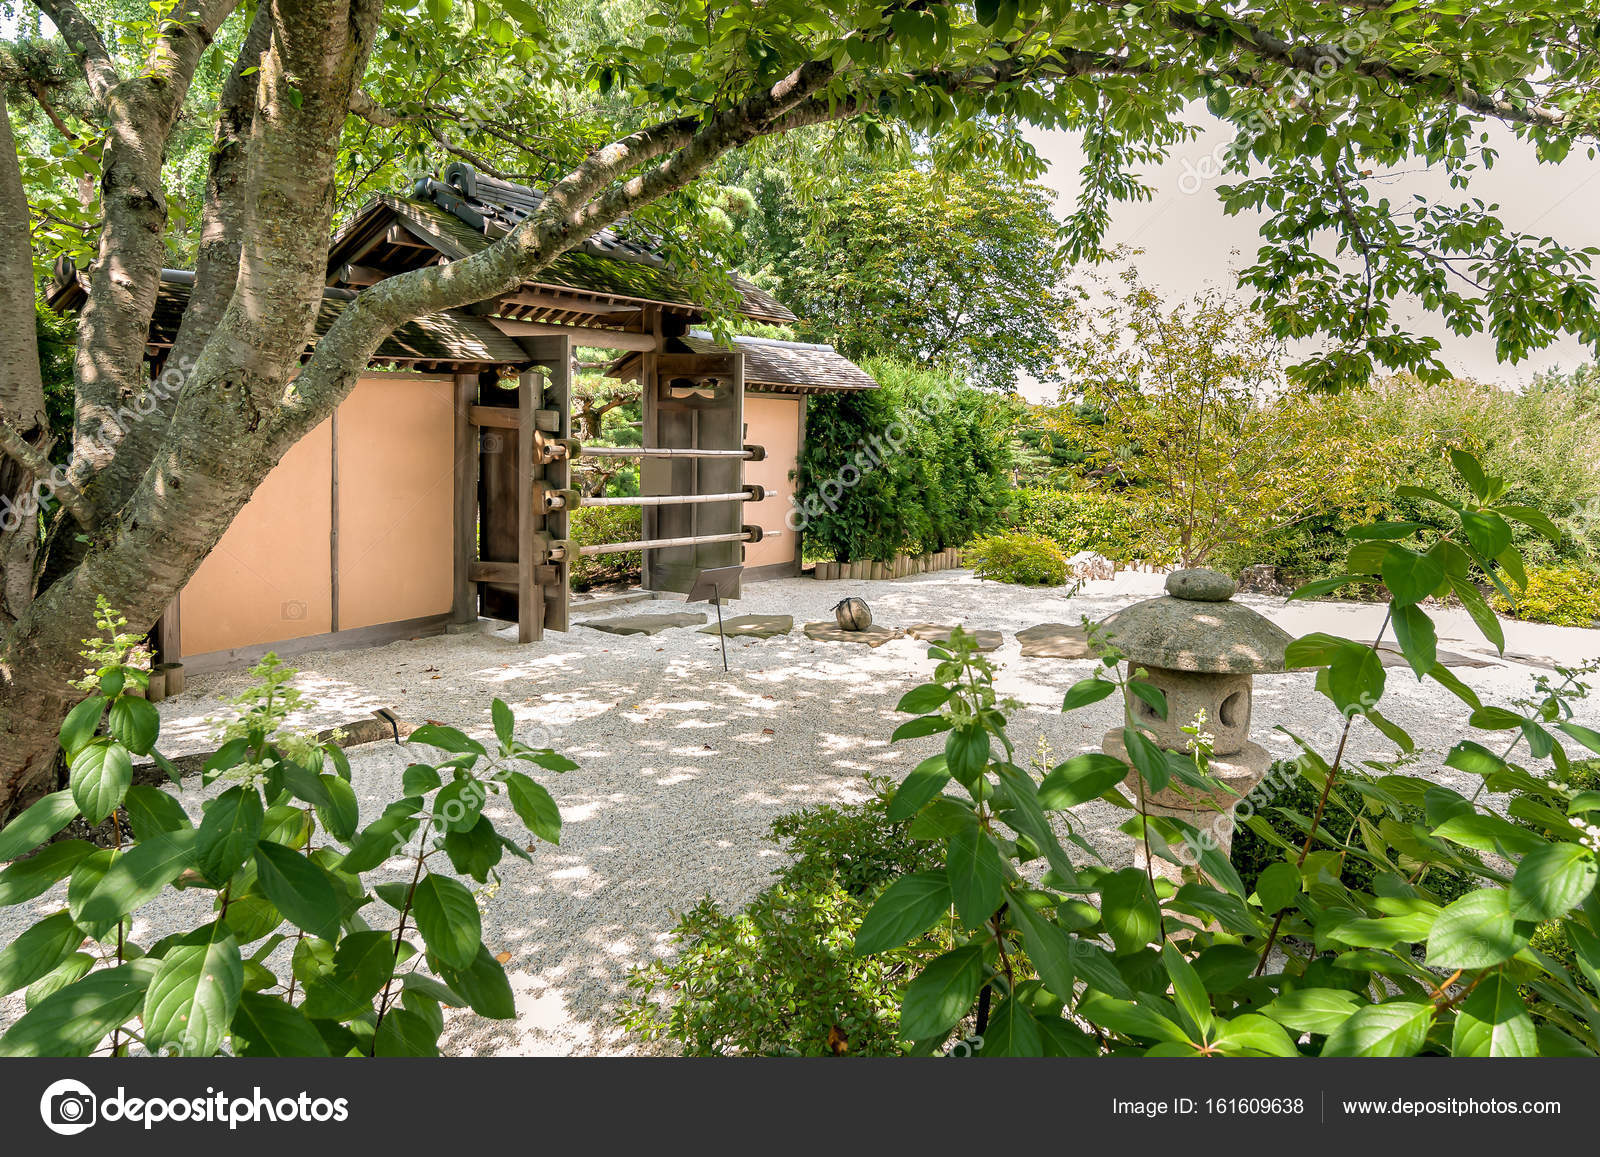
[29,0,120,105]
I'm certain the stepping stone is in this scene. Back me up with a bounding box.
[903,623,1003,652]
[1375,644,1497,669]
[581,611,708,636]
[699,614,794,639]
[1016,622,1094,659]
[803,621,904,647]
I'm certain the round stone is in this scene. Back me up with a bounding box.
[1165,568,1237,602]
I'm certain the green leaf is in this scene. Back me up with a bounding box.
[505,772,560,844]
[432,777,486,834]
[1213,1013,1298,1057]
[1509,843,1597,921]
[411,873,482,970]
[443,815,503,883]
[122,785,191,841]
[1346,521,1425,541]
[430,942,515,1019]
[1558,721,1600,757]
[1288,574,1369,600]
[1496,504,1561,542]
[1449,576,1504,653]
[900,944,986,1041]
[1161,942,1213,1040]
[1100,867,1160,955]
[491,699,515,748]
[339,798,422,873]
[69,740,133,825]
[1121,727,1170,792]
[374,1008,441,1057]
[1127,680,1168,721]
[1451,971,1535,1057]
[73,829,197,931]
[1078,991,1190,1044]
[1427,890,1525,969]
[1255,861,1302,912]
[301,929,395,1020]
[1449,449,1489,499]
[143,921,242,1057]
[0,910,84,996]
[1381,545,1445,608]
[108,696,160,756]
[196,785,264,885]
[1461,510,1513,559]
[1390,604,1437,679]
[887,755,951,821]
[896,683,952,714]
[945,826,1005,929]
[1009,894,1076,1001]
[976,995,1044,1056]
[0,959,155,1057]
[0,790,80,861]
[253,841,341,941]
[944,724,992,786]
[891,715,952,741]
[1324,644,1385,717]
[1321,1001,1433,1057]
[59,696,107,757]
[1263,988,1363,1034]
[315,774,359,843]
[1062,676,1118,711]
[230,991,331,1057]
[26,952,95,1011]
[0,840,94,907]
[1038,752,1127,810]
[407,724,486,756]
[402,764,442,795]
[855,871,951,955]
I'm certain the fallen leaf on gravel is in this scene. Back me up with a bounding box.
[762,728,775,735]
[495,951,512,964]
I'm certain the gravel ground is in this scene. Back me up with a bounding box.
[3,569,1598,1055]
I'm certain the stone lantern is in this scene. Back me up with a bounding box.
[1095,568,1292,874]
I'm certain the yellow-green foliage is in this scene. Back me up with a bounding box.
[1493,564,1600,627]
[967,531,1069,586]
[568,506,641,590]
[1005,487,1173,565]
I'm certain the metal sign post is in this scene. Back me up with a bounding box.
[686,565,744,672]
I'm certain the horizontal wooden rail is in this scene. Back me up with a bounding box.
[571,530,753,557]
[578,445,757,460]
[579,490,756,508]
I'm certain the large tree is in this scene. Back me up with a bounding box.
[2,0,1600,817]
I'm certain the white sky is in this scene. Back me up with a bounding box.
[1021,113,1600,403]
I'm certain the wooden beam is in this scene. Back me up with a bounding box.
[488,317,656,352]
[467,404,519,430]
[451,374,479,624]
[468,560,519,584]
[492,289,635,316]
[336,263,392,287]
[516,368,542,644]
[525,337,572,633]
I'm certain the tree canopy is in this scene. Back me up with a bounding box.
[4,0,1600,810]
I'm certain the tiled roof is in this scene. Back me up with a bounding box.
[608,331,879,394]
[399,166,794,324]
[49,270,528,369]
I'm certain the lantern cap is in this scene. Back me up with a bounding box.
[1095,568,1292,674]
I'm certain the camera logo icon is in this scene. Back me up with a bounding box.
[281,599,308,621]
[40,1078,97,1135]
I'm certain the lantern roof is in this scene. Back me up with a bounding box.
[1096,569,1293,674]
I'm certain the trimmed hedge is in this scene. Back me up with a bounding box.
[1003,487,1172,565]
[568,505,641,589]
[967,531,1069,586]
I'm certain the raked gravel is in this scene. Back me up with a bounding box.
[3,569,1598,1055]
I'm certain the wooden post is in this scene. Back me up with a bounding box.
[516,368,542,644]
[524,336,571,634]
[451,373,478,624]
[329,408,341,633]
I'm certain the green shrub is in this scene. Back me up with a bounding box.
[617,781,946,1056]
[567,505,640,589]
[1492,564,1600,627]
[1230,761,1478,905]
[967,531,1069,586]
[793,358,1012,562]
[1004,487,1172,565]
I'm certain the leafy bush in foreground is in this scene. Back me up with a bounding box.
[617,783,946,1056]
[855,450,1600,1056]
[0,623,575,1057]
